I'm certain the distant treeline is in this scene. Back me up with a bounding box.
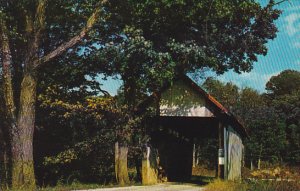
[202,70,300,167]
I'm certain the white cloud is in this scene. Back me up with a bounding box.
[284,13,300,36]
[294,41,300,48]
[284,13,300,48]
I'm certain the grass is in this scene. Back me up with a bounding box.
[2,165,299,191]
[1,182,116,191]
[196,165,300,191]
[205,179,248,191]
[205,179,300,191]
[38,182,105,191]
[0,183,107,191]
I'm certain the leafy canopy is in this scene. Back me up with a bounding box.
[108,0,281,75]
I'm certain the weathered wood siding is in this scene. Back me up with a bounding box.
[160,80,214,117]
[224,126,244,180]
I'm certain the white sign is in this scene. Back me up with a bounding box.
[219,157,224,165]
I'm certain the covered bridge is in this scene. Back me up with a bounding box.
[142,76,247,184]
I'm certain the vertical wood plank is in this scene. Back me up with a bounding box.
[218,122,224,179]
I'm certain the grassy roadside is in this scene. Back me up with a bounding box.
[38,183,106,191]
[205,179,300,191]
[1,183,116,191]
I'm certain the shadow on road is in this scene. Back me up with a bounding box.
[168,175,214,186]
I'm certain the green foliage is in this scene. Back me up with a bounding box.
[90,27,176,106]
[36,96,119,184]
[196,138,218,170]
[266,70,300,97]
[245,106,286,162]
[202,76,289,164]
[109,0,281,74]
[35,91,153,185]
[0,0,287,187]
[202,77,239,109]
[265,70,300,163]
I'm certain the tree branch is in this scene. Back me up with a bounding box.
[25,0,47,69]
[99,87,111,97]
[0,15,18,126]
[269,0,290,7]
[34,0,108,69]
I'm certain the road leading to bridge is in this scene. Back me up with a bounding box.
[74,183,205,191]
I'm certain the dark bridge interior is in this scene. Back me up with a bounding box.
[151,116,219,182]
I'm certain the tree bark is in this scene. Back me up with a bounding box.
[10,73,37,190]
[0,126,6,187]
[0,122,11,189]
[115,142,130,186]
[1,1,105,189]
[1,12,17,189]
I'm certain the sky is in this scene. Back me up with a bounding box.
[211,0,300,92]
[100,0,300,95]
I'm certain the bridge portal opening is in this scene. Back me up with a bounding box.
[151,116,219,182]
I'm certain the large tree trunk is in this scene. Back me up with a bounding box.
[0,126,6,188]
[1,1,104,189]
[115,142,130,186]
[0,124,10,189]
[11,73,37,190]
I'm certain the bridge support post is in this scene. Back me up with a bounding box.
[142,146,158,185]
[218,122,225,179]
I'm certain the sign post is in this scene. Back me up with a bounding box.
[218,123,224,179]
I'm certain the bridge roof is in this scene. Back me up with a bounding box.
[138,75,248,138]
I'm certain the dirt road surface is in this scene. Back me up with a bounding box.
[74,183,205,191]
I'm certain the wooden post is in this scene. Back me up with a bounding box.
[218,123,224,179]
[192,138,196,168]
[142,145,158,185]
[115,142,130,186]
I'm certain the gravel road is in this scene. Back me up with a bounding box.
[74,183,205,191]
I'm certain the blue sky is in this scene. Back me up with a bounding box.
[100,0,300,95]
[212,0,300,92]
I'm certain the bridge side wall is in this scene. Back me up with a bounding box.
[224,126,244,180]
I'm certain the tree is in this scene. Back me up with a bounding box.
[266,70,300,97]
[91,28,176,184]
[0,0,108,189]
[110,0,281,75]
[37,93,125,185]
[94,0,282,182]
[0,0,284,188]
[265,70,300,163]
[202,77,239,110]
[202,77,286,166]
[244,106,286,165]
[0,80,10,188]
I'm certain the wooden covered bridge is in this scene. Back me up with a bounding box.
[141,76,247,184]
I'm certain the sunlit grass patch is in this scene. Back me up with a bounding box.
[247,179,300,191]
[205,179,247,191]
[205,179,300,191]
